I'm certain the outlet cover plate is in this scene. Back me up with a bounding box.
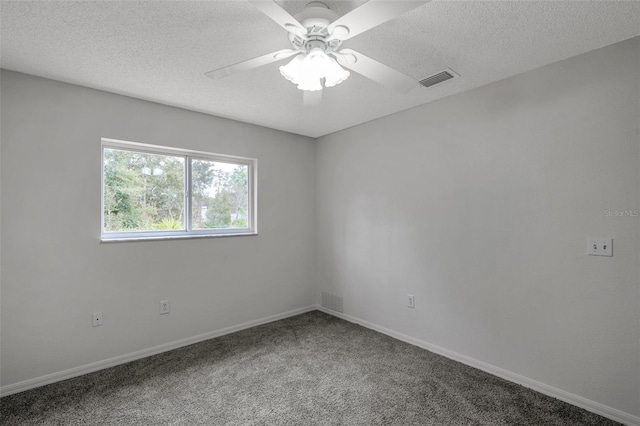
[160,300,170,315]
[407,294,415,308]
[588,237,612,257]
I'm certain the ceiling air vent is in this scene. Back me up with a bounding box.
[419,69,458,88]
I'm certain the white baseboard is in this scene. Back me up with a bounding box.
[0,305,317,397]
[316,306,640,426]
[4,305,638,426]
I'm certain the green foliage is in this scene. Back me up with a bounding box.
[154,218,182,230]
[103,149,185,232]
[193,161,249,230]
[204,191,232,228]
[209,166,248,228]
[103,148,249,233]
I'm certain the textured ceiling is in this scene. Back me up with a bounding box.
[1,0,639,138]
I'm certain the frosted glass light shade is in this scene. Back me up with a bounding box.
[306,47,331,75]
[296,75,323,91]
[324,57,350,87]
[279,54,306,83]
[279,49,350,91]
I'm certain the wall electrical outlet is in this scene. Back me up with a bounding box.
[588,237,613,257]
[92,312,103,327]
[160,300,170,315]
[407,294,415,309]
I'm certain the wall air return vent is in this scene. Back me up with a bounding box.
[419,69,458,88]
[321,292,343,313]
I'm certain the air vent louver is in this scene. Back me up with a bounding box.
[321,292,343,313]
[419,69,458,88]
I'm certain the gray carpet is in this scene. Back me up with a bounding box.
[1,311,619,425]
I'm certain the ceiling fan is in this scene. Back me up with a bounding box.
[205,0,429,93]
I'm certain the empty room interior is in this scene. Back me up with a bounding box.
[1,1,639,425]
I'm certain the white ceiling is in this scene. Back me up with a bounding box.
[1,0,638,138]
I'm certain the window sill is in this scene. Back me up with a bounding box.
[100,232,258,243]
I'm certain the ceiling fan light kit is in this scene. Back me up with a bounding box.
[279,44,351,91]
[206,0,430,94]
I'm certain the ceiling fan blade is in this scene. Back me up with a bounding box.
[338,49,418,94]
[330,51,357,66]
[247,0,306,34]
[328,0,429,41]
[205,49,299,80]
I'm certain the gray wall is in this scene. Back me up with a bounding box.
[0,70,316,387]
[2,37,639,421]
[316,37,639,416]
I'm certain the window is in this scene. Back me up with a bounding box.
[101,139,256,241]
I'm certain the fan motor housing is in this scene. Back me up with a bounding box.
[294,2,338,28]
[288,2,342,52]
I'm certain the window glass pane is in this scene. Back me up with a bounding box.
[103,148,185,232]
[191,159,249,230]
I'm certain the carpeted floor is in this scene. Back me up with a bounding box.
[0,311,620,425]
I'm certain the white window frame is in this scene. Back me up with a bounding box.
[101,138,257,242]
